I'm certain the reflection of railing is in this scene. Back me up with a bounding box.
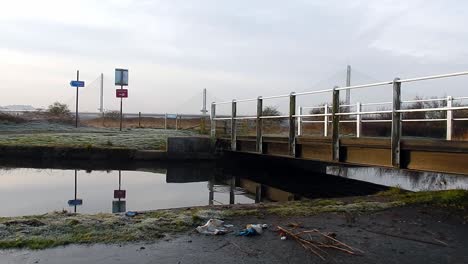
[211,71,468,168]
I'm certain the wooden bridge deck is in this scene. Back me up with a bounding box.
[216,136,468,175]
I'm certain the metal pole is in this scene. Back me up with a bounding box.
[298,106,303,136]
[164,113,167,130]
[332,87,340,161]
[356,102,362,138]
[138,112,141,128]
[74,170,77,213]
[229,176,235,205]
[289,92,296,157]
[210,103,216,138]
[119,97,123,131]
[446,96,453,140]
[256,97,263,153]
[75,70,79,128]
[231,100,237,151]
[346,65,351,108]
[118,170,121,190]
[176,114,179,130]
[324,103,329,136]
[391,78,402,168]
[255,184,262,203]
[208,177,214,205]
[100,73,104,113]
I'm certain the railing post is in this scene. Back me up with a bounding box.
[332,87,340,161]
[231,100,237,151]
[391,78,401,168]
[289,92,296,157]
[297,106,303,136]
[356,102,362,138]
[256,96,263,153]
[446,95,453,140]
[324,103,329,137]
[210,103,216,138]
[164,113,167,130]
[175,114,179,130]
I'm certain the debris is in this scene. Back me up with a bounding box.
[363,228,448,247]
[196,219,228,235]
[125,211,138,217]
[277,226,363,260]
[281,236,287,240]
[238,224,267,236]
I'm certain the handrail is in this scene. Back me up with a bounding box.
[211,70,468,154]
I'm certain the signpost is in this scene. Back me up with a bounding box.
[70,71,85,128]
[115,69,129,131]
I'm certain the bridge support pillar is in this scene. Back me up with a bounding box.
[332,87,340,161]
[289,93,296,157]
[391,78,401,168]
[256,97,263,153]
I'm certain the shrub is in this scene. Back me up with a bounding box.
[104,111,121,120]
[47,102,71,117]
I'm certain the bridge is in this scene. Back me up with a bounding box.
[210,71,468,176]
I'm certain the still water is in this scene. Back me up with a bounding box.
[0,162,466,217]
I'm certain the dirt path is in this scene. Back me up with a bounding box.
[1,205,467,264]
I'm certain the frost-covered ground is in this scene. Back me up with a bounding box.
[0,121,198,150]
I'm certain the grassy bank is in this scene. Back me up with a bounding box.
[0,189,466,250]
[0,122,197,150]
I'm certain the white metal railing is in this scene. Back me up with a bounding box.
[210,71,468,167]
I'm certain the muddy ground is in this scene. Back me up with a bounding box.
[1,204,467,264]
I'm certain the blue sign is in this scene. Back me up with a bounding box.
[70,81,85,87]
[68,199,83,206]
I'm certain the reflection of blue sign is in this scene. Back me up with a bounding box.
[68,199,83,206]
[112,200,126,213]
[70,81,85,87]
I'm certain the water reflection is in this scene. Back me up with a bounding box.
[66,170,83,213]
[112,171,126,213]
[0,161,466,217]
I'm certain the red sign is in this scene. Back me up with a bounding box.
[114,190,126,199]
[116,89,128,98]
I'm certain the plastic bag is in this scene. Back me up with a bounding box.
[238,224,268,236]
[196,219,228,235]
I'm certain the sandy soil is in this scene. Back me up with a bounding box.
[1,205,467,264]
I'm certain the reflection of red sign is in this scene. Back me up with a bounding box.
[116,89,128,98]
[114,190,126,199]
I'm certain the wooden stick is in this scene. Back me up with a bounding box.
[293,229,364,253]
[363,228,448,247]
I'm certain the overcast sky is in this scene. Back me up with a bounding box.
[1,0,467,114]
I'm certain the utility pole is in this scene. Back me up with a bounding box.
[201,88,207,115]
[201,88,208,133]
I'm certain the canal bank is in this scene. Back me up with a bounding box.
[0,136,215,161]
[0,189,467,264]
